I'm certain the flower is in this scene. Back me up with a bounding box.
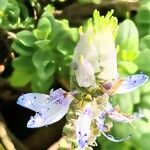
[17,10,149,150]
[17,88,74,128]
[102,73,148,95]
[75,99,143,148]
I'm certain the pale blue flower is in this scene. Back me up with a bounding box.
[17,88,74,128]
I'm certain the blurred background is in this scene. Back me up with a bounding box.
[0,0,150,149]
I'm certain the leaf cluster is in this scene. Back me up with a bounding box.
[10,5,78,92]
[0,0,34,29]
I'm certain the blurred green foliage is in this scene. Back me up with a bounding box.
[77,0,101,4]
[0,0,33,29]
[135,0,150,37]
[0,144,5,150]
[116,19,139,75]
[10,5,78,92]
[0,0,150,149]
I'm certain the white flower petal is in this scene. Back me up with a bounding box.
[75,56,96,87]
[108,108,144,123]
[76,104,92,148]
[27,106,70,128]
[17,93,50,112]
[74,28,100,73]
[27,114,44,128]
[116,74,148,94]
[95,31,118,80]
[27,92,74,128]
[17,88,69,112]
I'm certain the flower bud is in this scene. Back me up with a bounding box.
[72,10,119,87]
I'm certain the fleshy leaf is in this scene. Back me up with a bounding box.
[12,40,35,56]
[16,30,36,47]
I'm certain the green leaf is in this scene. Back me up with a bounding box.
[9,70,33,87]
[131,89,140,104]
[16,30,36,46]
[139,133,150,150]
[140,34,150,51]
[17,1,29,19]
[69,28,79,42]
[5,0,20,23]
[33,17,51,40]
[12,56,35,72]
[116,19,139,61]
[31,75,54,92]
[134,50,150,74]
[141,94,150,109]
[121,49,139,61]
[37,63,56,80]
[113,93,133,113]
[12,40,35,56]
[140,82,150,108]
[137,24,150,37]
[101,140,130,150]
[10,56,35,87]
[0,18,2,24]
[32,51,51,69]
[118,61,138,74]
[140,81,150,93]
[35,40,50,50]
[0,0,7,11]
[57,36,75,55]
[135,1,150,37]
[136,2,150,24]
[37,17,51,31]
[43,4,54,16]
